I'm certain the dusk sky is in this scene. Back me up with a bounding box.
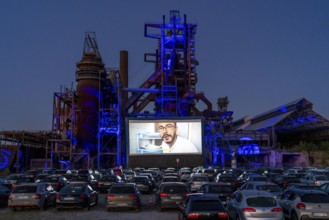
[1,0,329,130]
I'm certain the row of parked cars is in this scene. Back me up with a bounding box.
[1,166,329,219]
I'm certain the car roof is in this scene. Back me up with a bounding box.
[287,188,328,195]
[203,182,231,186]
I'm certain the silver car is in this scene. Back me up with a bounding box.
[188,174,209,192]
[277,188,329,220]
[227,189,284,220]
[8,183,57,211]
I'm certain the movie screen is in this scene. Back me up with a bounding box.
[128,118,203,155]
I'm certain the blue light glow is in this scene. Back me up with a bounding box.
[238,144,260,155]
[0,149,11,169]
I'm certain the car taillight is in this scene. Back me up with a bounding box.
[55,194,61,199]
[107,194,116,198]
[129,194,137,199]
[217,212,229,218]
[296,203,306,210]
[11,184,16,188]
[271,207,282,212]
[80,194,87,199]
[55,182,60,187]
[313,181,318,185]
[160,193,168,197]
[191,182,195,186]
[242,207,256,212]
[187,213,199,219]
[35,194,41,200]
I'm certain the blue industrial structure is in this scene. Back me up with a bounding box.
[1,11,329,172]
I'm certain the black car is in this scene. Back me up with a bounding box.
[70,174,99,191]
[54,182,98,211]
[199,182,233,206]
[42,174,68,191]
[0,184,11,207]
[178,193,229,220]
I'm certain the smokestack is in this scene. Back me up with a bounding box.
[76,52,104,159]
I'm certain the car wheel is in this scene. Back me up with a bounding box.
[291,213,299,220]
[12,207,17,211]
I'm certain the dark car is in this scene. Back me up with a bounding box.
[106,182,141,211]
[98,175,122,193]
[155,182,189,211]
[0,184,11,207]
[70,174,99,190]
[199,182,233,206]
[42,174,68,191]
[178,193,229,220]
[54,182,98,211]
[132,176,152,194]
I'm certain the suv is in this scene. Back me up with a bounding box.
[277,189,329,220]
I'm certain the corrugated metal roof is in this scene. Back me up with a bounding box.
[245,111,294,130]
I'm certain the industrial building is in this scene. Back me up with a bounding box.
[1,11,329,172]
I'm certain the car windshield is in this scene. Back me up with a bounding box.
[109,186,135,194]
[246,197,277,207]
[13,185,37,193]
[256,185,281,192]
[301,194,329,203]
[209,185,231,193]
[163,185,187,193]
[61,185,86,193]
[190,200,224,211]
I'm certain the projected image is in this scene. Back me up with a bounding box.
[128,119,202,155]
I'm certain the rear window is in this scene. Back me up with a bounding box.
[101,176,117,181]
[209,185,232,193]
[61,185,86,193]
[109,186,135,194]
[193,177,208,181]
[301,194,329,203]
[163,185,188,193]
[190,200,224,211]
[13,185,37,193]
[44,177,59,182]
[246,197,277,207]
[256,185,281,192]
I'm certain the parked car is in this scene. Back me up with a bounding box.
[123,170,136,182]
[54,182,98,211]
[300,174,329,186]
[161,176,180,183]
[41,174,68,191]
[8,183,57,211]
[215,173,241,191]
[155,182,189,211]
[132,176,153,194]
[179,170,191,182]
[178,193,229,220]
[70,174,99,190]
[106,182,141,211]
[98,174,122,193]
[0,184,11,207]
[188,174,209,192]
[227,189,283,220]
[239,181,282,196]
[277,189,329,220]
[199,182,233,206]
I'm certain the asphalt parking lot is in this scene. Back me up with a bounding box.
[0,192,179,220]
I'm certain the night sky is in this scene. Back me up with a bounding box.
[1,0,329,130]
